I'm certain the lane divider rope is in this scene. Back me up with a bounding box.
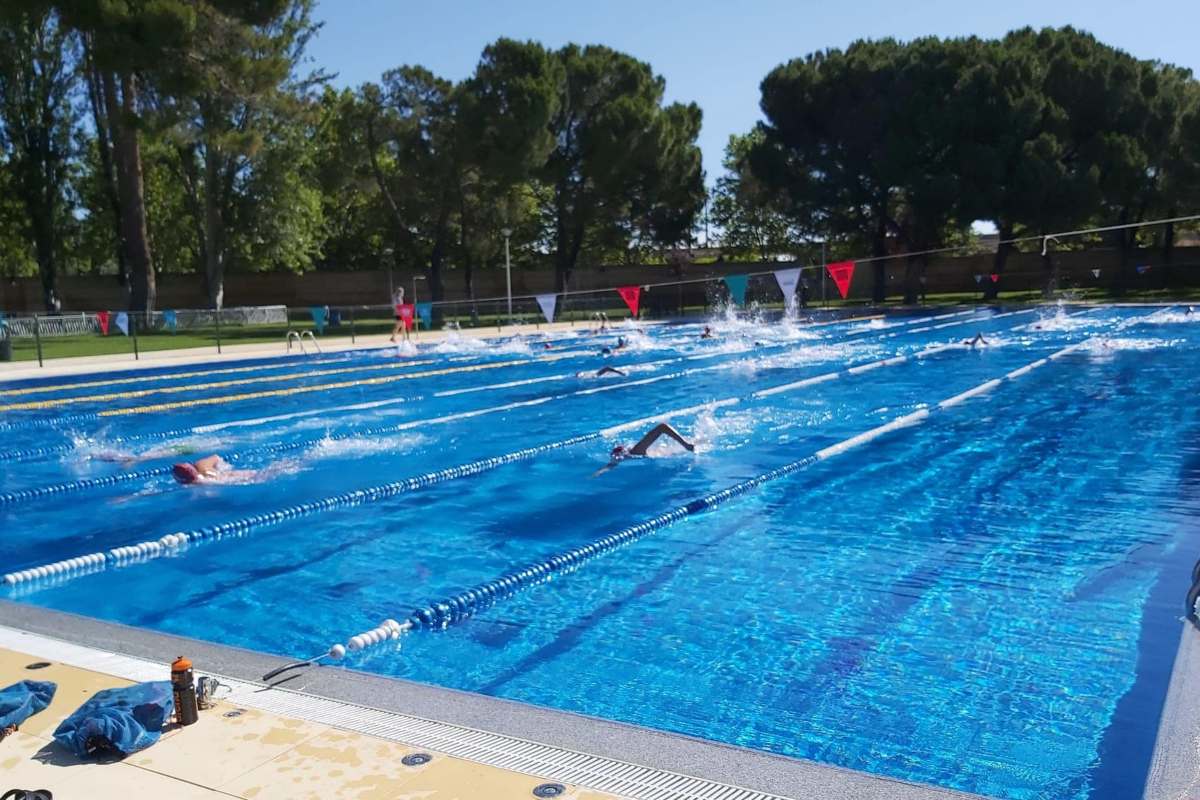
[330,337,1093,657]
[0,311,948,460]
[0,333,990,577]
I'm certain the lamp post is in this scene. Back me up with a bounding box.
[383,247,395,303]
[412,274,426,334]
[501,227,513,322]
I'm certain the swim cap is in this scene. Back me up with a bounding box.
[610,445,628,459]
[172,463,201,485]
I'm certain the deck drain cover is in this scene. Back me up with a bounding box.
[402,752,432,766]
[533,784,565,798]
[24,662,51,670]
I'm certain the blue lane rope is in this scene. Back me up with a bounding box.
[1,432,602,585]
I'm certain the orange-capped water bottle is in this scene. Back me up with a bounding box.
[171,656,199,726]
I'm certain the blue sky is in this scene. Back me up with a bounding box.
[310,0,1199,184]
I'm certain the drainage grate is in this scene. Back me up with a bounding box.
[0,626,793,800]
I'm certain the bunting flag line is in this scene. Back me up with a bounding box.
[723,274,748,306]
[773,267,802,309]
[1091,269,1101,279]
[96,311,110,336]
[535,293,557,324]
[114,312,129,336]
[989,274,1000,283]
[163,310,177,333]
[397,303,415,330]
[415,302,432,327]
[1136,264,1151,275]
[616,285,641,317]
[974,274,983,285]
[825,261,855,300]
[310,306,327,335]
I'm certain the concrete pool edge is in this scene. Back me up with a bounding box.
[1143,623,1200,800]
[0,600,987,800]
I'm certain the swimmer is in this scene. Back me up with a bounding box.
[593,423,695,476]
[576,366,626,378]
[171,454,270,485]
[1187,306,1195,316]
[700,325,714,340]
[962,332,988,348]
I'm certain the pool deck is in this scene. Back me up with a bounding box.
[0,601,987,800]
[0,321,603,382]
[1143,623,1200,800]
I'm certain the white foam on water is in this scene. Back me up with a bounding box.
[689,407,762,453]
[1081,336,1182,357]
[1122,307,1199,327]
[307,432,426,459]
[1027,306,1102,332]
[431,333,532,356]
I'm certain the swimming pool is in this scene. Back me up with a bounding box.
[2,305,1197,799]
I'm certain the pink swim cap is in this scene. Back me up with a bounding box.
[172,463,201,485]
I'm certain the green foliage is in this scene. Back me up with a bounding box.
[746,27,1200,299]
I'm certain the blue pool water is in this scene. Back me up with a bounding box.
[2,305,1198,799]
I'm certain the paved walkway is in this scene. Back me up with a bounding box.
[0,321,606,382]
[0,645,622,799]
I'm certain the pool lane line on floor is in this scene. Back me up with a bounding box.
[0,310,992,455]
[0,313,1023,505]
[1,331,999,582]
[328,337,1095,660]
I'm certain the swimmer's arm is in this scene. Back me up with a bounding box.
[630,423,695,456]
[591,460,619,478]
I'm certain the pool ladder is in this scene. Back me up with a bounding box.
[285,330,322,355]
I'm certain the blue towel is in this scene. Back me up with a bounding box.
[53,681,174,758]
[0,680,56,730]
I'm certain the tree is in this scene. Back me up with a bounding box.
[711,131,796,260]
[163,0,324,307]
[0,7,77,310]
[541,44,704,290]
[42,0,293,310]
[754,39,916,302]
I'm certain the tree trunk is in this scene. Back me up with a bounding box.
[203,144,226,309]
[428,207,449,302]
[902,254,922,306]
[983,222,1013,301]
[83,43,128,287]
[1041,233,1060,298]
[105,71,155,311]
[1161,215,1175,290]
[873,209,892,303]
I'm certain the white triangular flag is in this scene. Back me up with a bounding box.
[773,268,802,309]
[973,274,983,285]
[114,312,129,336]
[1091,269,1100,279]
[535,293,557,324]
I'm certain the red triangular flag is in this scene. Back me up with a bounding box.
[96,310,110,336]
[825,261,855,299]
[616,285,641,316]
[989,274,1000,283]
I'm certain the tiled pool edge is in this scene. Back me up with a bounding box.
[1143,624,1200,800]
[0,601,985,800]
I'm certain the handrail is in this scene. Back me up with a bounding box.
[300,330,322,354]
[285,330,304,354]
